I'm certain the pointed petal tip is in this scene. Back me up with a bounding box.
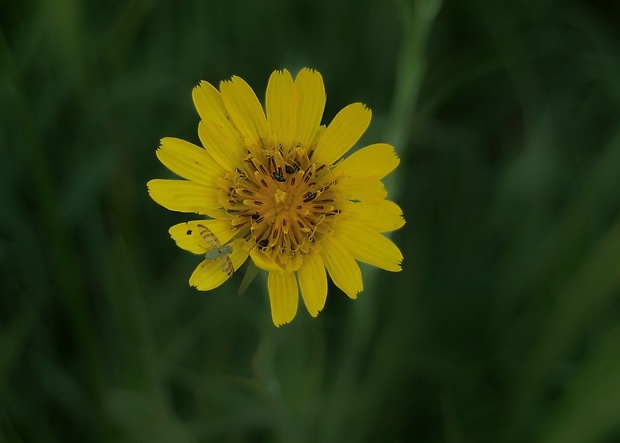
[298,66,318,74]
[271,312,297,327]
[273,318,292,327]
[347,289,361,300]
[192,80,213,97]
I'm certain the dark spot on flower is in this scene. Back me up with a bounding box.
[186,230,192,235]
[272,171,286,182]
[303,192,317,202]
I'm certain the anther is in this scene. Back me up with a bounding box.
[303,192,317,203]
[272,171,286,182]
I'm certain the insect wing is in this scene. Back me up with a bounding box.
[220,255,234,278]
[197,224,234,277]
[197,224,222,249]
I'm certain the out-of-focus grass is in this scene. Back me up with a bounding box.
[2,0,620,442]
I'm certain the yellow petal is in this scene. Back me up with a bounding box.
[147,179,220,214]
[193,81,246,169]
[335,221,403,272]
[335,143,399,179]
[189,246,249,291]
[342,200,405,233]
[298,252,327,317]
[320,236,363,299]
[192,80,226,122]
[266,69,296,152]
[267,271,299,326]
[155,137,223,186]
[190,259,227,290]
[169,219,237,254]
[220,76,269,146]
[313,103,371,165]
[293,68,325,150]
[249,249,282,272]
[198,119,245,171]
[229,245,250,268]
[337,177,388,203]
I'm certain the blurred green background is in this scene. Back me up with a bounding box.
[2,0,620,441]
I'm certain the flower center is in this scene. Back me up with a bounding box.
[274,189,290,206]
[219,145,340,270]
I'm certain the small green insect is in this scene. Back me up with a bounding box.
[197,224,234,277]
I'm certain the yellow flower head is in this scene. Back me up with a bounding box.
[148,68,405,326]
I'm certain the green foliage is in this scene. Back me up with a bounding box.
[2,0,620,441]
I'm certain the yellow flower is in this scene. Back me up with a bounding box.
[148,68,405,326]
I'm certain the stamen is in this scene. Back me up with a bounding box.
[220,150,338,268]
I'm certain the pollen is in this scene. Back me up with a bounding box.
[274,189,290,205]
[221,145,339,271]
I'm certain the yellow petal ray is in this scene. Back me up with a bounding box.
[189,260,226,291]
[335,221,403,272]
[220,76,269,146]
[169,219,237,254]
[197,119,246,171]
[294,68,325,150]
[320,236,363,299]
[193,80,247,169]
[337,177,388,203]
[266,69,296,152]
[298,252,327,317]
[313,103,371,165]
[342,200,405,233]
[147,179,220,214]
[267,271,299,326]
[192,80,226,122]
[308,124,326,149]
[250,249,282,272]
[335,143,399,179]
[189,246,249,291]
[156,137,223,186]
